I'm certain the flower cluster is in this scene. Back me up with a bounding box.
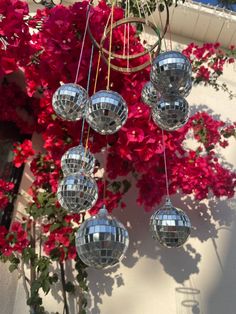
[183,42,236,97]
[0,179,15,210]
[0,0,31,76]
[13,139,35,168]
[0,222,29,257]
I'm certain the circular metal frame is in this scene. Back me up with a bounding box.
[88,0,169,73]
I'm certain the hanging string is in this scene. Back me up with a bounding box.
[79,44,94,145]
[84,10,113,151]
[161,128,170,200]
[74,2,92,84]
[168,22,173,51]
[135,0,142,19]
[145,1,159,29]
[158,7,168,51]
[126,0,130,71]
[103,140,108,203]
[103,2,115,202]
[123,1,128,57]
[106,3,115,90]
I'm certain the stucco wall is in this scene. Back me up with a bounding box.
[2,35,236,314]
[85,38,236,314]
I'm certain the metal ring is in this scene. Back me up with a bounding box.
[100,17,161,60]
[88,0,169,73]
[89,17,161,72]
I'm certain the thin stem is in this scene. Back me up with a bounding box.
[21,260,30,300]
[30,222,37,314]
[59,261,69,314]
[161,128,170,200]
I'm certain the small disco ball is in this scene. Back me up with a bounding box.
[52,83,91,121]
[57,172,98,212]
[141,81,160,107]
[151,96,190,131]
[61,144,95,176]
[150,199,191,248]
[150,51,192,97]
[85,90,128,135]
[75,206,129,269]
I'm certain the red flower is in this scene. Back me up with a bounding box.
[13,139,35,168]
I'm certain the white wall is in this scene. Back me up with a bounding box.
[86,41,236,314]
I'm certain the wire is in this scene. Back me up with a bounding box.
[106,3,115,90]
[84,9,113,150]
[168,22,173,51]
[74,2,92,84]
[103,140,108,203]
[161,128,170,200]
[80,44,94,145]
[126,0,130,71]
[158,7,167,51]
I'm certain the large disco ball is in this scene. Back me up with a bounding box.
[61,144,95,176]
[76,206,129,269]
[141,81,160,107]
[85,90,128,135]
[151,96,190,131]
[150,199,191,248]
[57,172,98,212]
[52,83,91,121]
[150,51,192,97]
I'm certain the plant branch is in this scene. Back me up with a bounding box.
[21,260,30,300]
[59,261,69,314]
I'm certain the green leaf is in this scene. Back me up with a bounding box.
[42,280,51,295]
[31,281,41,293]
[9,263,18,272]
[49,223,61,232]
[49,273,58,284]
[27,295,42,306]
[122,179,131,193]
[65,281,75,293]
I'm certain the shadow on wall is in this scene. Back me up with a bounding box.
[207,198,236,314]
[87,103,236,313]
[87,180,236,313]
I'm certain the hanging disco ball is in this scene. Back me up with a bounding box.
[151,96,190,131]
[150,51,192,97]
[57,172,98,212]
[52,83,91,121]
[141,81,161,107]
[85,90,128,135]
[61,144,95,176]
[75,206,129,269]
[150,199,191,248]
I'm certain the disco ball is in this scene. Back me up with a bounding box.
[141,81,160,107]
[57,172,98,212]
[52,83,91,121]
[150,199,191,248]
[61,144,95,176]
[76,206,129,269]
[151,96,190,131]
[85,90,128,135]
[150,51,192,97]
